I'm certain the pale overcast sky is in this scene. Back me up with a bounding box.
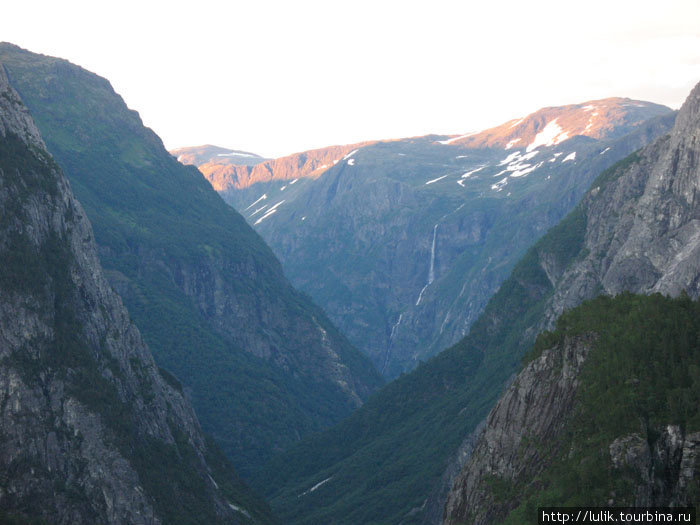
[2,0,700,157]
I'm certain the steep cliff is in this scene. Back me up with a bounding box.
[0,42,383,475]
[444,295,700,524]
[0,65,275,524]
[441,79,700,524]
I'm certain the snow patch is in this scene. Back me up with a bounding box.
[600,147,611,155]
[425,174,448,185]
[461,166,485,178]
[299,477,333,497]
[347,158,355,166]
[280,185,287,191]
[343,149,359,160]
[505,138,522,150]
[245,193,268,211]
[437,131,479,145]
[509,117,525,128]
[562,152,576,163]
[254,200,285,225]
[208,475,219,489]
[457,179,466,187]
[456,155,469,159]
[249,204,268,217]
[582,105,596,112]
[527,119,570,152]
[289,178,299,184]
[217,152,257,158]
[227,502,251,518]
[491,177,508,192]
[511,161,544,178]
[499,151,521,166]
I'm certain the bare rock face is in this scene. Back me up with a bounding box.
[546,81,700,323]
[610,427,700,507]
[0,65,254,524]
[443,334,594,525]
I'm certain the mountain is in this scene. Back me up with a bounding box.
[174,141,375,193]
[252,82,699,524]
[0,42,383,476]
[0,64,275,525]
[181,99,673,378]
[444,294,700,525]
[443,78,700,525]
[170,145,269,192]
[171,145,268,167]
[439,97,669,148]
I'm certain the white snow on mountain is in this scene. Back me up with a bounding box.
[426,174,448,185]
[527,119,570,152]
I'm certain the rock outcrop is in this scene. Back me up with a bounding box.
[545,82,700,322]
[444,334,594,525]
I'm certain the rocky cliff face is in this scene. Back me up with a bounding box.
[544,82,700,322]
[0,65,273,525]
[443,295,700,525]
[444,334,594,525]
[0,42,383,476]
[442,81,700,525]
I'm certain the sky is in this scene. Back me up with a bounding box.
[2,0,700,158]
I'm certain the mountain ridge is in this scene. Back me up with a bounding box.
[209,103,674,378]
[0,63,275,525]
[0,41,383,475]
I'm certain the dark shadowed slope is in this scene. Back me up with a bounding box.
[0,42,383,476]
[0,63,275,525]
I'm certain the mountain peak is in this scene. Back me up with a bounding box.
[437,97,672,150]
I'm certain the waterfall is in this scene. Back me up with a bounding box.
[416,224,438,305]
[428,224,437,284]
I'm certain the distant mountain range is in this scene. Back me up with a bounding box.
[176,97,674,378]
